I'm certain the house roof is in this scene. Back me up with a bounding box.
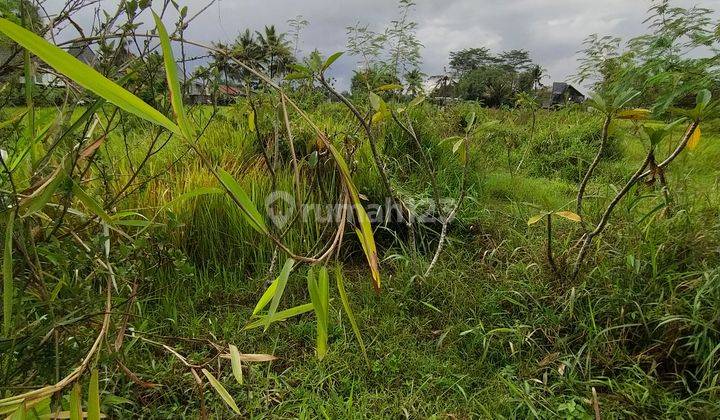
[552,82,584,97]
[219,84,241,96]
[67,41,97,66]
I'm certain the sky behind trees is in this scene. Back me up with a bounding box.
[51,0,720,90]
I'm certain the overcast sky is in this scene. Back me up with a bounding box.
[51,0,720,91]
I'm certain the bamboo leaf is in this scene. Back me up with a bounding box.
[243,303,314,330]
[72,182,113,225]
[69,383,82,420]
[335,267,369,367]
[252,278,278,316]
[527,213,546,226]
[3,211,14,336]
[87,368,101,420]
[322,139,381,291]
[266,258,295,330]
[322,51,344,71]
[409,96,426,108]
[201,369,241,415]
[369,92,382,111]
[247,110,256,132]
[554,211,582,223]
[688,125,701,150]
[20,166,65,216]
[0,18,181,136]
[216,168,268,234]
[228,345,243,385]
[152,12,192,139]
[307,267,329,359]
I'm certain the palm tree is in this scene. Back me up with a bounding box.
[529,65,545,90]
[255,25,295,79]
[404,69,425,96]
[231,29,263,82]
[210,42,232,86]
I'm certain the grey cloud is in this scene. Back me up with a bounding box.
[47,0,720,90]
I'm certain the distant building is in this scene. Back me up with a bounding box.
[544,82,585,108]
[187,80,211,104]
[67,40,97,66]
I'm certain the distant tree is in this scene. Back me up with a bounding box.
[449,47,496,76]
[456,66,514,107]
[210,42,233,86]
[230,29,263,82]
[404,69,425,96]
[346,22,387,72]
[385,0,422,79]
[287,15,309,56]
[429,67,455,98]
[499,49,532,72]
[351,66,400,96]
[527,64,545,90]
[256,25,295,79]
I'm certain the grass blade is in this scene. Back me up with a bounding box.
[228,345,243,385]
[3,211,15,336]
[87,368,100,420]
[201,369,241,415]
[335,266,369,368]
[0,17,181,136]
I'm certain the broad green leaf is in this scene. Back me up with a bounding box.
[0,18,181,136]
[465,112,477,131]
[266,258,295,330]
[3,211,15,336]
[252,278,278,316]
[336,266,369,367]
[153,12,192,139]
[228,345,243,385]
[696,89,711,112]
[369,92,382,111]
[554,211,582,223]
[527,213,546,226]
[409,96,425,108]
[322,51,344,71]
[243,303,314,330]
[371,110,388,124]
[217,168,268,234]
[69,383,82,420]
[201,369,241,415]
[688,125,701,150]
[247,110,256,132]
[87,368,101,420]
